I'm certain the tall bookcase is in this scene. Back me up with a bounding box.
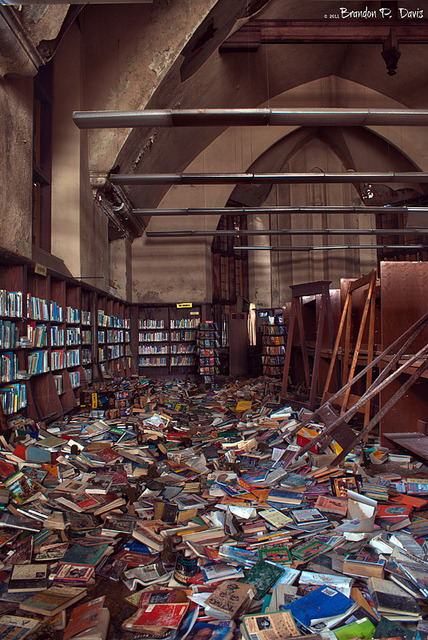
[96,296,132,379]
[0,250,134,423]
[261,322,286,377]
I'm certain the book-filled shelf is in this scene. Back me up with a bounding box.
[0,250,134,423]
[138,304,207,376]
[97,296,132,380]
[197,321,220,384]
[261,320,286,377]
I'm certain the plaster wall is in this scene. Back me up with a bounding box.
[0,76,33,257]
[110,238,132,301]
[51,22,81,276]
[51,21,109,289]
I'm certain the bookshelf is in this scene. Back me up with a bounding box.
[96,296,131,379]
[262,322,286,377]
[0,249,133,423]
[138,304,205,376]
[198,321,220,384]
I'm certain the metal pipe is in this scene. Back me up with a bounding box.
[111,172,428,185]
[73,108,428,129]
[146,228,428,238]
[233,244,427,251]
[132,206,428,216]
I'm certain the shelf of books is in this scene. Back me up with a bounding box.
[198,321,220,384]
[96,296,131,379]
[261,322,286,377]
[138,305,170,375]
[138,304,203,376]
[0,253,133,423]
[169,306,200,374]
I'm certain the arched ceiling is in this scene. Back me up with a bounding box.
[103,0,428,222]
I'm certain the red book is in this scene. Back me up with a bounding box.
[64,596,105,640]
[376,504,412,519]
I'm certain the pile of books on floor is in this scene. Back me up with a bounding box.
[0,376,428,640]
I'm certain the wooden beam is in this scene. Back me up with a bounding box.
[220,19,428,51]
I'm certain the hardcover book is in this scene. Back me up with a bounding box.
[367,577,422,620]
[239,561,284,600]
[122,602,189,632]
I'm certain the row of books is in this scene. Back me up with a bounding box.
[70,370,81,388]
[262,355,285,365]
[138,319,165,329]
[53,374,63,394]
[139,345,169,355]
[82,310,91,325]
[170,318,200,329]
[171,330,197,341]
[0,320,19,349]
[97,311,130,329]
[26,294,49,321]
[50,300,64,322]
[262,336,286,346]
[67,349,80,367]
[50,326,64,347]
[107,345,124,359]
[66,307,80,324]
[28,350,49,375]
[0,290,22,317]
[82,330,92,344]
[263,324,286,335]
[66,328,81,346]
[82,349,92,365]
[106,329,124,344]
[0,382,27,414]
[0,352,19,383]
[263,345,286,354]
[26,323,47,348]
[138,356,168,367]
[170,344,196,354]
[170,355,196,366]
[51,350,65,371]
[139,331,169,342]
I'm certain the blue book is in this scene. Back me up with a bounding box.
[283,585,358,629]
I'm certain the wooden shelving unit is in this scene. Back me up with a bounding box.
[0,249,133,423]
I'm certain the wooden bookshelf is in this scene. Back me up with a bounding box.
[0,248,134,423]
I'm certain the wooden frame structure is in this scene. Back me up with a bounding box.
[288,311,428,465]
[322,270,377,423]
[281,280,336,410]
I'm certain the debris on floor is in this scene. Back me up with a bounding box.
[0,376,427,640]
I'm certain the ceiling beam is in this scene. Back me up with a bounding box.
[132,206,428,216]
[111,172,428,186]
[233,244,428,252]
[146,228,428,238]
[219,19,428,51]
[73,108,428,129]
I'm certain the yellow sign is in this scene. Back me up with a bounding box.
[177,303,192,309]
[190,311,199,315]
[91,393,98,409]
[34,263,47,277]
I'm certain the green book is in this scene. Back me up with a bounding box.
[239,561,284,600]
[334,617,376,640]
[258,547,292,565]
